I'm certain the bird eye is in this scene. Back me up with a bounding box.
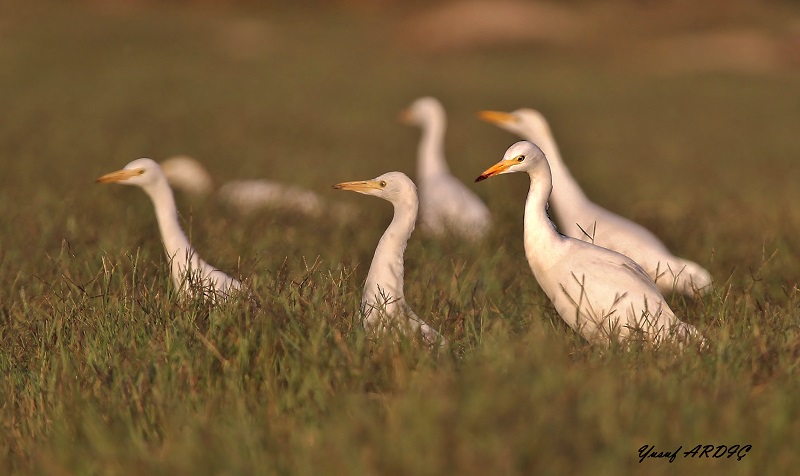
[379,181,387,187]
[516,155,525,162]
[138,169,145,175]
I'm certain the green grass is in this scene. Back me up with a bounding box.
[2,1,800,474]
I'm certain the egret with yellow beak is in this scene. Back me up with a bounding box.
[97,158,243,300]
[334,171,446,348]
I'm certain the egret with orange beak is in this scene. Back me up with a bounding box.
[476,141,702,347]
[479,109,711,296]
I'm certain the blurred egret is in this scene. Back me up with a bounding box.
[161,155,324,216]
[402,97,491,241]
[334,172,446,347]
[476,141,701,347]
[479,109,711,296]
[218,180,323,216]
[97,158,242,300]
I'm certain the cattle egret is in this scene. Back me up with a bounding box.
[334,171,446,347]
[476,141,701,347]
[97,158,242,300]
[479,109,711,296]
[161,155,324,216]
[402,97,492,241]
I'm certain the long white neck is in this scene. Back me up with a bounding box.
[416,112,451,180]
[142,179,199,288]
[362,197,417,313]
[526,122,590,216]
[523,161,568,275]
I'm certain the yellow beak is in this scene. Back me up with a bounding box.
[332,180,382,193]
[475,160,515,182]
[96,168,141,184]
[478,110,516,126]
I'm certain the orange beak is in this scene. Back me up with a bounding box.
[475,160,515,183]
[478,110,516,126]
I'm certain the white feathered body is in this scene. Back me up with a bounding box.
[554,199,709,296]
[218,180,324,216]
[526,223,692,344]
[418,172,492,241]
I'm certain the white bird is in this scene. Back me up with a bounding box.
[333,172,446,347]
[218,180,324,216]
[159,155,214,197]
[97,158,243,300]
[160,155,324,216]
[401,97,492,241]
[476,141,701,347]
[479,109,712,296]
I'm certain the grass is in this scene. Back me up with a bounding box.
[2,1,800,474]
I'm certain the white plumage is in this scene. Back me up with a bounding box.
[218,180,323,216]
[334,171,446,348]
[402,97,492,241]
[476,141,701,347]
[97,158,242,300]
[480,109,712,296]
[160,155,324,217]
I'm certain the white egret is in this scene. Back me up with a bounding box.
[218,180,323,216]
[160,155,324,216]
[479,109,712,296]
[476,141,701,347]
[97,158,243,300]
[333,172,446,347]
[401,97,492,241]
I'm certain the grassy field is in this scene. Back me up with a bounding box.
[1,1,800,474]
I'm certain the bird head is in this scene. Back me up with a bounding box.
[160,155,214,196]
[333,171,417,203]
[399,96,445,127]
[96,158,164,188]
[475,141,547,182]
[478,108,550,139]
